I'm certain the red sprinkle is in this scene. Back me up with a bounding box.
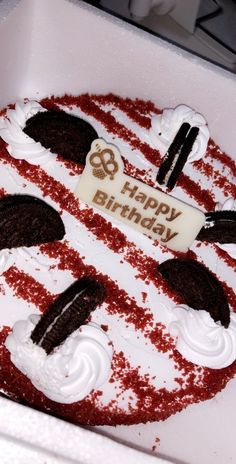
[3,266,56,312]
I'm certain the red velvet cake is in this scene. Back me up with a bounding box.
[0,94,235,426]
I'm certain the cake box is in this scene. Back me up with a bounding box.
[0,1,236,463]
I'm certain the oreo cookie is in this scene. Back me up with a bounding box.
[0,195,65,250]
[157,123,190,185]
[166,126,199,190]
[158,258,230,328]
[31,277,106,354]
[23,110,98,165]
[197,210,236,244]
[156,123,199,190]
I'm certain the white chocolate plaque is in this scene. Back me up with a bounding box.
[75,139,205,252]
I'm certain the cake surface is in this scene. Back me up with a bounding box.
[0,94,235,426]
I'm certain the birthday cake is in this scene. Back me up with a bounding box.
[0,94,235,426]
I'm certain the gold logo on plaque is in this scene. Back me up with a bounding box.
[90,144,119,180]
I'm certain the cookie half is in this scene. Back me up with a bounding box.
[0,195,65,250]
[23,110,98,165]
[197,210,236,244]
[158,258,230,328]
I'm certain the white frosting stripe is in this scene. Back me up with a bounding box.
[0,250,14,275]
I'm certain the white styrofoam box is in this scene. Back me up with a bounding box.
[0,0,236,156]
[0,1,235,463]
[0,396,168,464]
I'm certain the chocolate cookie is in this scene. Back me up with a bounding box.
[197,210,236,244]
[158,258,230,328]
[167,126,199,190]
[157,123,190,185]
[31,277,106,354]
[0,195,65,250]
[156,123,199,190]
[23,110,98,165]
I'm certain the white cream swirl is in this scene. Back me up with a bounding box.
[150,104,209,162]
[5,315,113,403]
[0,101,53,165]
[215,197,236,259]
[168,305,236,369]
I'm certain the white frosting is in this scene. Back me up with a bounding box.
[150,104,209,162]
[216,197,236,213]
[17,247,56,269]
[215,197,236,259]
[5,315,113,403]
[168,305,236,369]
[0,101,53,165]
[218,244,236,260]
[0,247,54,277]
[0,250,14,275]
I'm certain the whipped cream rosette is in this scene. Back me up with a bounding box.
[6,316,112,403]
[149,104,209,162]
[168,305,236,369]
[0,101,52,165]
[5,277,112,403]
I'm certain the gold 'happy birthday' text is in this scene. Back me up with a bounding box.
[92,181,182,243]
